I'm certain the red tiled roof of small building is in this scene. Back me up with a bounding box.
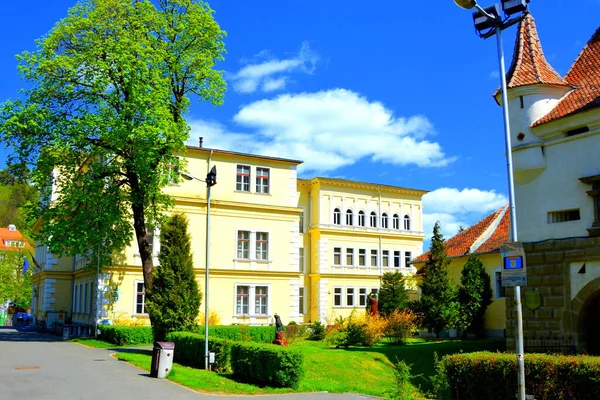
[0,226,33,251]
[495,13,570,100]
[532,26,600,127]
[412,206,508,263]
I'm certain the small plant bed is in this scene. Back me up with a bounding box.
[113,337,503,398]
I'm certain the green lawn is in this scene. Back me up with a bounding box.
[69,338,152,348]
[112,338,504,398]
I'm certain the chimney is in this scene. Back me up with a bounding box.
[8,224,16,231]
[199,137,204,148]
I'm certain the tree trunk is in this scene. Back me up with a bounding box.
[132,202,154,292]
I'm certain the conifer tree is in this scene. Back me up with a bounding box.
[146,213,201,341]
[420,222,457,338]
[458,254,493,336]
[378,271,409,316]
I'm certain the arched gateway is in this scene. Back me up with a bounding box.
[573,278,600,355]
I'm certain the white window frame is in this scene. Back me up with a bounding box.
[299,286,305,315]
[358,210,366,227]
[404,251,412,268]
[382,213,389,229]
[346,287,355,307]
[346,248,354,267]
[78,283,83,313]
[299,209,305,234]
[236,164,251,192]
[334,247,342,266]
[255,166,270,194]
[237,230,251,259]
[358,249,366,267]
[299,247,305,272]
[73,285,78,314]
[346,209,353,226]
[382,250,390,267]
[134,280,147,315]
[83,282,88,315]
[333,287,343,307]
[359,287,368,307]
[394,251,401,268]
[393,214,400,230]
[404,215,411,230]
[370,249,378,267]
[89,280,94,314]
[234,283,271,317]
[255,232,269,260]
[333,208,341,225]
[370,287,379,298]
[370,212,377,228]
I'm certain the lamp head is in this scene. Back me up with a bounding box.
[180,172,194,181]
[454,0,477,9]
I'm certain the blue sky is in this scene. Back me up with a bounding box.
[0,0,598,244]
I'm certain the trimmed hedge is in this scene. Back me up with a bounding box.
[98,325,154,346]
[441,352,600,400]
[190,325,273,343]
[231,342,305,388]
[166,332,233,372]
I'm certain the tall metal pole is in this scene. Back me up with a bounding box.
[496,25,526,400]
[204,184,211,370]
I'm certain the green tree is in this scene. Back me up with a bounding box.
[420,222,458,338]
[0,250,33,309]
[378,271,409,317]
[146,213,201,341]
[0,0,226,313]
[0,172,39,242]
[458,254,493,336]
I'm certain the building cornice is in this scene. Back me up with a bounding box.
[306,177,428,197]
[172,196,302,215]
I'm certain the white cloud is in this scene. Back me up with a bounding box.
[420,187,508,250]
[231,42,318,94]
[489,70,500,79]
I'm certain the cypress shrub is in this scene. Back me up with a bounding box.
[231,342,304,388]
[146,214,201,341]
[440,352,600,400]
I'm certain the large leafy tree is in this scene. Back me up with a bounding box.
[146,213,200,340]
[458,254,493,336]
[420,222,458,338]
[377,271,409,317]
[0,0,225,305]
[0,250,33,309]
[0,170,39,242]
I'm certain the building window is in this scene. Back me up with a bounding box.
[237,231,250,259]
[494,270,506,298]
[346,248,354,266]
[371,250,378,267]
[394,251,401,268]
[334,247,342,265]
[236,286,249,314]
[299,210,305,234]
[346,287,355,307]
[79,283,83,313]
[135,281,146,314]
[404,251,412,268]
[73,285,78,314]
[547,209,581,223]
[333,208,341,225]
[256,167,270,194]
[236,165,250,192]
[393,214,400,229]
[358,211,365,227]
[359,287,368,307]
[580,174,600,236]
[358,249,366,267]
[145,227,155,255]
[382,250,389,267]
[370,288,379,298]
[299,287,305,315]
[89,282,94,314]
[255,286,268,315]
[83,282,88,315]
[370,212,377,227]
[299,247,305,272]
[346,209,353,226]
[256,232,269,260]
[334,287,342,307]
[404,215,411,230]
[382,213,389,229]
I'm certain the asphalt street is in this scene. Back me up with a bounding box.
[0,327,377,400]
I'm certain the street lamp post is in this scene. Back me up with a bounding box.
[181,165,217,371]
[453,1,528,399]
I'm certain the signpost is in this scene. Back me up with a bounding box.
[500,242,527,287]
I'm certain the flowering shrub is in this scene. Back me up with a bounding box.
[325,311,386,347]
[385,309,419,344]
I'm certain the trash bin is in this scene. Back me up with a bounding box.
[150,342,175,379]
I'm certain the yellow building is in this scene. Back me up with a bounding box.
[32,145,427,328]
[412,206,509,338]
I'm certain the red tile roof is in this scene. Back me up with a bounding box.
[496,13,570,99]
[413,206,509,263]
[532,26,600,127]
[0,226,33,251]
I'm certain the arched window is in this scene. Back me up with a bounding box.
[333,208,341,225]
[404,215,411,230]
[393,214,400,230]
[382,213,389,229]
[358,210,366,227]
[346,209,353,226]
[370,211,377,228]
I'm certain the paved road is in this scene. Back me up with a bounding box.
[0,327,377,400]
